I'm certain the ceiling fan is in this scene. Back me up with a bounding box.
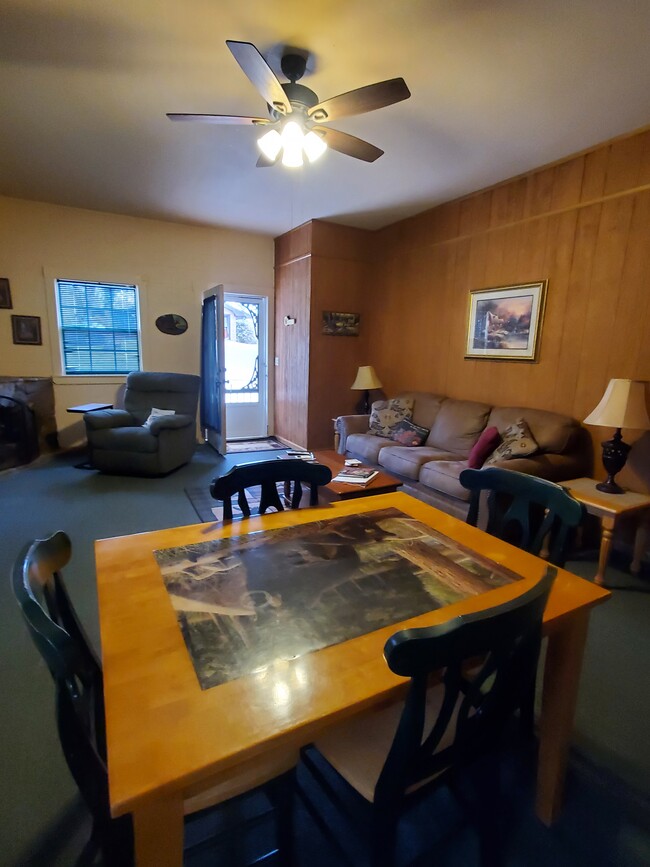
[167,40,411,168]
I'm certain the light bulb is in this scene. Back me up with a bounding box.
[303,130,327,163]
[257,129,282,161]
[281,121,304,168]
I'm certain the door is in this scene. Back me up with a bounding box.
[224,293,268,439]
[201,286,227,454]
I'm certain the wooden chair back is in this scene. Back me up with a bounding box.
[210,458,333,520]
[12,532,133,866]
[459,467,584,567]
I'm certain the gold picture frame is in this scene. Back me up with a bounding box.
[465,281,547,361]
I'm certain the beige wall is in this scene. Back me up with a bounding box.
[0,196,274,446]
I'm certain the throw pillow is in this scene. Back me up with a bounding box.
[484,418,538,464]
[368,398,414,438]
[144,407,176,427]
[467,426,501,468]
[389,418,430,447]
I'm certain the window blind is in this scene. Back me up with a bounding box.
[55,280,141,375]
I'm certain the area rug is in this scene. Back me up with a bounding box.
[226,437,286,454]
[185,485,263,523]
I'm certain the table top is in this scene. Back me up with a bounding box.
[562,477,650,517]
[95,492,609,818]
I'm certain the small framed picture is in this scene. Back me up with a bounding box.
[0,278,11,309]
[465,281,547,361]
[11,315,42,346]
[322,311,360,336]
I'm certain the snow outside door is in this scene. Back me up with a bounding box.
[224,293,268,439]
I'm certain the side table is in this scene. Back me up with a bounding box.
[66,402,114,468]
[66,403,113,414]
[562,477,650,585]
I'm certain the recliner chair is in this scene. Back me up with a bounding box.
[84,371,200,475]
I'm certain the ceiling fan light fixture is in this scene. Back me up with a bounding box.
[303,130,327,163]
[281,120,304,167]
[257,128,282,161]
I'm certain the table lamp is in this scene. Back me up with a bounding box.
[583,378,650,494]
[351,366,383,414]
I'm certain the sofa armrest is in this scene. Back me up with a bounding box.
[148,413,193,435]
[84,409,135,431]
[336,414,370,453]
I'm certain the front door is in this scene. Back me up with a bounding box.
[224,294,268,439]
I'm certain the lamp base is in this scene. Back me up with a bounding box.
[354,390,371,415]
[596,478,625,495]
[597,428,630,495]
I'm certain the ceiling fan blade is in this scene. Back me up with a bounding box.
[308,78,410,123]
[319,127,384,162]
[167,113,270,125]
[226,40,292,116]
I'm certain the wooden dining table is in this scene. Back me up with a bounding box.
[95,492,610,867]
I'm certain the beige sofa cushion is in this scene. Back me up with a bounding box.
[396,392,447,430]
[345,433,390,464]
[487,406,578,454]
[379,446,460,480]
[426,399,492,456]
[419,460,472,501]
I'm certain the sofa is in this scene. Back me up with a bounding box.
[336,391,591,519]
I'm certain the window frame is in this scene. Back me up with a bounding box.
[45,270,148,383]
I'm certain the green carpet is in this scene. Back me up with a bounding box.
[2,445,649,866]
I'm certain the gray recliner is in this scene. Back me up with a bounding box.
[84,372,200,476]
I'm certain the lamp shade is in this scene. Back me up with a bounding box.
[583,379,650,429]
[351,366,383,391]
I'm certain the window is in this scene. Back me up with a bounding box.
[55,279,142,375]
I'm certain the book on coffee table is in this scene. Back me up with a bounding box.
[331,466,379,485]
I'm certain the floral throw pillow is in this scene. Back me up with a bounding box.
[389,418,430,447]
[484,418,538,464]
[368,398,414,438]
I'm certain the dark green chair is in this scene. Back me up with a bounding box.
[459,467,584,568]
[210,458,332,520]
[299,567,556,867]
[12,532,296,867]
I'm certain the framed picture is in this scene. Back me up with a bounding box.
[322,311,360,336]
[0,278,11,309]
[11,315,42,346]
[465,281,547,361]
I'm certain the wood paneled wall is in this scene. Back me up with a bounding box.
[274,220,373,449]
[367,126,650,491]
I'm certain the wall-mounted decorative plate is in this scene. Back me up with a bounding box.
[155,313,188,335]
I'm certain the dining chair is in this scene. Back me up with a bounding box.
[298,566,556,867]
[12,532,296,867]
[459,467,584,568]
[210,458,333,520]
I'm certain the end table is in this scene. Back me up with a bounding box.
[562,477,650,585]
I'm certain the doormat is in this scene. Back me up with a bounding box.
[185,485,264,524]
[226,437,286,454]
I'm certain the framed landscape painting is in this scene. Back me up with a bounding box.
[465,281,547,361]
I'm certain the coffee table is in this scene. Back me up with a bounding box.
[312,449,402,500]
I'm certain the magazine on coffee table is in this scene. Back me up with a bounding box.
[332,466,379,485]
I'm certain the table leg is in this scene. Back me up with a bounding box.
[631,516,649,575]
[134,795,184,867]
[536,610,589,826]
[595,516,616,586]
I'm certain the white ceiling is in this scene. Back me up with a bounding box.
[1,0,649,238]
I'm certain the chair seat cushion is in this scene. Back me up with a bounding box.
[315,685,453,803]
[90,426,159,453]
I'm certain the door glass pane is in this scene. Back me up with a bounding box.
[224,301,259,405]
